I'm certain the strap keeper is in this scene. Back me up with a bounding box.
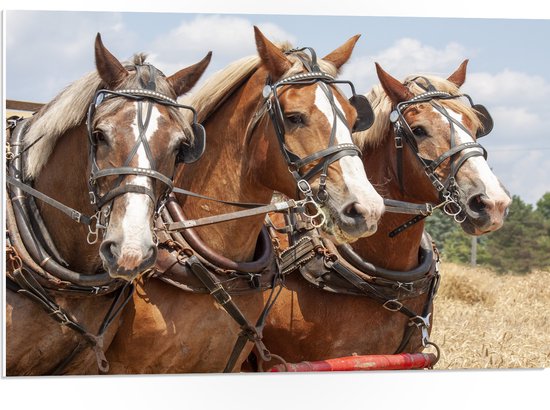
[210,285,232,305]
[71,210,82,223]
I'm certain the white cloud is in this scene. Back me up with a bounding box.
[6,11,135,102]
[341,38,469,93]
[338,36,550,203]
[464,70,550,105]
[490,106,543,135]
[486,149,550,204]
[148,15,296,73]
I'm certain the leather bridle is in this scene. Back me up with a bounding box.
[260,47,372,207]
[86,89,199,233]
[388,89,489,236]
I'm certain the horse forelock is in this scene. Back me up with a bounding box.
[23,55,192,180]
[353,73,483,150]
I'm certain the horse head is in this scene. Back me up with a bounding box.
[371,60,511,235]
[91,34,211,280]
[250,27,384,243]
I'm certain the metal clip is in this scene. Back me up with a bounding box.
[410,313,432,347]
[297,179,313,197]
[303,199,326,228]
[87,211,102,245]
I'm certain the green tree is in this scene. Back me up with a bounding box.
[534,192,550,267]
[482,195,547,274]
[535,192,550,220]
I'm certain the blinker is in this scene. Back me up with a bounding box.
[472,104,493,138]
[349,94,375,132]
[177,123,206,164]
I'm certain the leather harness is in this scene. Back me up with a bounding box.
[273,211,441,357]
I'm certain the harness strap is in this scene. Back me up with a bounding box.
[6,175,93,226]
[92,166,175,189]
[8,264,134,374]
[330,260,418,318]
[186,256,272,373]
[394,272,440,354]
[329,258,439,356]
[163,199,299,232]
[389,215,428,238]
[95,183,156,209]
[172,187,268,209]
[383,198,433,216]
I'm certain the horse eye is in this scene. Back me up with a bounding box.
[93,130,107,143]
[412,126,427,137]
[286,113,305,126]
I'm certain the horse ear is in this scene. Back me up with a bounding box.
[375,62,414,104]
[447,59,469,88]
[254,26,292,79]
[167,52,212,97]
[94,33,129,88]
[322,34,361,71]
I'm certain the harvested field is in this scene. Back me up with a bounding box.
[430,262,550,369]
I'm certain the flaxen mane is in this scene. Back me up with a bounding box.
[23,54,192,180]
[186,42,339,125]
[353,73,483,149]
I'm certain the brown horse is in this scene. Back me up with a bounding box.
[258,60,511,367]
[5,34,211,375]
[105,27,385,374]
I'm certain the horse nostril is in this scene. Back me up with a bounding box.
[99,240,119,266]
[467,194,487,215]
[343,202,369,220]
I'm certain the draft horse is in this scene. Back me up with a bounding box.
[105,27,385,374]
[258,60,511,368]
[5,34,211,375]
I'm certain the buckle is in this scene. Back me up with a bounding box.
[382,299,403,312]
[210,285,232,306]
[394,135,403,149]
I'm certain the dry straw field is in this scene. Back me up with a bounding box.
[430,262,550,369]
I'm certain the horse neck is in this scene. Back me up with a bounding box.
[352,132,427,271]
[175,72,274,262]
[32,124,102,273]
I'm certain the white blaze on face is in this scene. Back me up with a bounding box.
[119,103,161,249]
[313,86,383,216]
[445,109,509,202]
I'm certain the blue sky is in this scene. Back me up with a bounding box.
[4,3,550,206]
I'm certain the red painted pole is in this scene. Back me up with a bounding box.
[268,353,437,372]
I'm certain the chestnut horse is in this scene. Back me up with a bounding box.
[5,34,211,375]
[105,27,384,374]
[257,60,511,367]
